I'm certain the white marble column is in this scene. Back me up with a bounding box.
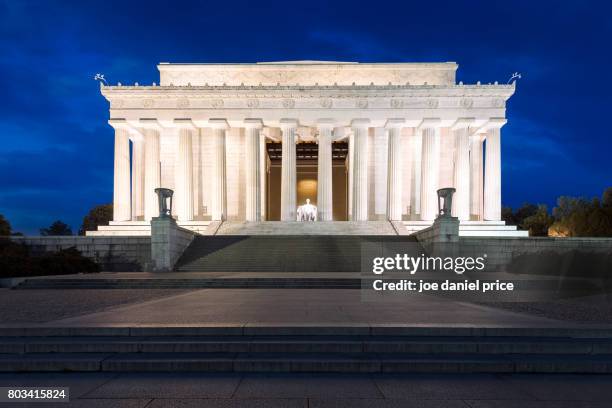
[317,119,334,221]
[451,118,473,221]
[410,129,422,219]
[419,118,442,221]
[469,133,485,220]
[110,120,131,222]
[484,119,506,221]
[260,134,267,221]
[280,119,298,221]
[130,133,145,220]
[351,119,370,221]
[209,119,229,221]
[385,119,404,221]
[348,132,354,220]
[174,119,195,221]
[141,119,161,221]
[244,119,263,222]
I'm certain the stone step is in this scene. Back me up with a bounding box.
[3,325,612,338]
[0,352,611,373]
[401,220,529,237]
[216,221,398,236]
[16,279,362,289]
[87,221,217,236]
[2,322,611,373]
[175,235,420,272]
[1,335,607,355]
[460,230,529,237]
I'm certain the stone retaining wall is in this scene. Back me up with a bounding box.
[11,236,151,271]
[459,237,612,271]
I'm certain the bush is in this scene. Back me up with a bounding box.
[0,239,99,278]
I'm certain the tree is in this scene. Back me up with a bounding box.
[79,204,113,235]
[602,187,612,209]
[40,220,72,236]
[520,204,553,236]
[514,203,538,226]
[552,196,590,220]
[549,188,612,237]
[501,206,515,225]
[502,203,538,229]
[0,214,10,236]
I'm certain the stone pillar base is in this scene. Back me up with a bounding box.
[414,217,459,258]
[151,217,195,272]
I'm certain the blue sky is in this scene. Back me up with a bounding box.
[0,0,610,234]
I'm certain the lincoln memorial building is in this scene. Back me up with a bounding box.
[89,61,526,237]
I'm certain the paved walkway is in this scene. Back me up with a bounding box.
[2,372,612,407]
[46,288,557,327]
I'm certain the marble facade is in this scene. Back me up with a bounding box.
[89,61,524,237]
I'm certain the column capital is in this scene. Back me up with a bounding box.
[279,118,299,129]
[108,118,130,131]
[417,118,442,130]
[332,126,351,141]
[470,133,486,142]
[243,118,263,129]
[128,128,144,142]
[451,117,476,131]
[173,118,197,130]
[478,118,507,132]
[385,118,405,129]
[351,118,370,128]
[316,118,336,128]
[109,118,144,140]
[208,118,230,130]
[138,118,163,130]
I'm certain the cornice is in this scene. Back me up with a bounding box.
[101,83,514,98]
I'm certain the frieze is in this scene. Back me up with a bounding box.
[460,98,473,109]
[107,95,507,111]
[492,98,504,108]
[320,98,333,108]
[356,99,368,108]
[211,99,224,108]
[110,99,124,108]
[390,99,403,108]
[176,98,190,108]
[282,99,295,108]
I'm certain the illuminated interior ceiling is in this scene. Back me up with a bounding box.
[267,142,348,162]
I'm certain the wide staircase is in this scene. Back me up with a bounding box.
[175,234,415,272]
[215,221,398,235]
[2,325,612,373]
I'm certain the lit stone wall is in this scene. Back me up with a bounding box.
[158,62,458,87]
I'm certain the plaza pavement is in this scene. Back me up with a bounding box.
[41,288,556,327]
[3,372,612,407]
[3,287,612,406]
